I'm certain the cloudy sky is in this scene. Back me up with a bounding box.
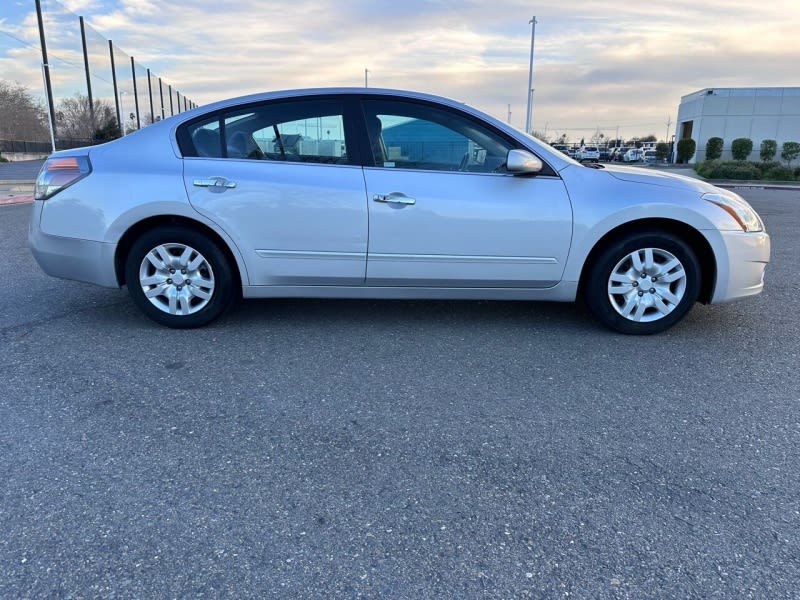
[2,0,799,143]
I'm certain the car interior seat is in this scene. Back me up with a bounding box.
[192,128,221,157]
[226,131,263,159]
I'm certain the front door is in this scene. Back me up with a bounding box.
[360,98,572,288]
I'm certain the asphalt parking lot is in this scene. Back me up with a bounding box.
[1,189,798,598]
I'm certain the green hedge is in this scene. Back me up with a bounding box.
[705,137,723,160]
[760,139,777,161]
[731,138,753,161]
[696,160,760,180]
[782,142,800,165]
[677,138,696,163]
[763,165,796,181]
[695,159,797,181]
[757,160,784,174]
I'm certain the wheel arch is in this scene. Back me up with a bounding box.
[577,218,716,304]
[114,215,245,291]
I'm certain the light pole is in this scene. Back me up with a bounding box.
[525,16,537,134]
[365,68,369,87]
[40,63,56,152]
[36,0,57,150]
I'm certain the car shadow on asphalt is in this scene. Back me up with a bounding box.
[228,298,613,334]
[82,292,755,339]
[215,296,756,339]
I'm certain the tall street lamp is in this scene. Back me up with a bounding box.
[525,16,537,134]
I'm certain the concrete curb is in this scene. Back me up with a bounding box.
[0,179,35,186]
[0,178,35,205]
[0,194,33,205]
[714,182,800,191]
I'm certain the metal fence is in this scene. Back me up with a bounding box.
[0,0,196,152]
[0,139,93,153]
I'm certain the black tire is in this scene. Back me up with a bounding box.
[584,232,701,335]
[125,226,235,328]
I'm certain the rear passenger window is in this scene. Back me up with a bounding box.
[188,121,223,158]
[179,100,349,165]
[251,115,346,163]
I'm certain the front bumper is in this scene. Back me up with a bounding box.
[29,200,119,288]
[711,229,770,303]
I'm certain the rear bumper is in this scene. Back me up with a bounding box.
[711,230,770,303]
[29,201,119,288]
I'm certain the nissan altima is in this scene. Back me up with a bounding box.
[30,88,770,334]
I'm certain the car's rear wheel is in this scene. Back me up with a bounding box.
[125,226,234,328]
[584,232,701,334]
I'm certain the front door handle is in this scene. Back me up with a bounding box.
[373,192,416,205]
[193,176,237,189]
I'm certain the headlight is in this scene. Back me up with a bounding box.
[702,191,764,232]
[34,155,91,200]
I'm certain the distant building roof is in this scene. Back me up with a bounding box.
[382,119,464,143]
[680,87,800,102]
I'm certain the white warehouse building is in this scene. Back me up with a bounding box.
[675,87,800,163]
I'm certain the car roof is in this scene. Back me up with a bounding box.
[193,87,470,117]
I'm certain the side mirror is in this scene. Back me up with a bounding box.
[506,149,543,175]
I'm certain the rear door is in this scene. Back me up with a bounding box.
[180,97,368,286]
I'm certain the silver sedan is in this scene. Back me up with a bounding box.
[30,88,770,334]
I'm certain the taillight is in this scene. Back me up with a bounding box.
[34,155,92,200]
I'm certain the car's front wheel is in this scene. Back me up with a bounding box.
[584,232,701,334]
[125,226,235,328]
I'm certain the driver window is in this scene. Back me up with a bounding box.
[362,99,513,173]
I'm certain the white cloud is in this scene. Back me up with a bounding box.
[4,0,799,142]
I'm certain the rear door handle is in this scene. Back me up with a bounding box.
[373,192,416,205]
[193,176,237,189]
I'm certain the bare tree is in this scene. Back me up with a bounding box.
[590,131,605,145]
[55,94,120,142]
[530,130,549,143]
[0,80,49,142]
